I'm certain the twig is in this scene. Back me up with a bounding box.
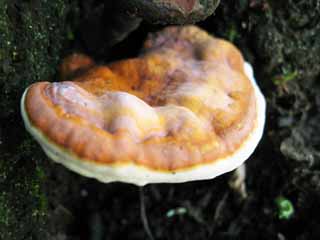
[228,164,248,199]
[208,192,229,237]
[139,187,155,240]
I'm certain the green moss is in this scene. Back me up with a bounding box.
[0,0,79,116]
[0,193,11,227]
[272,69,298,85]
[275,196,295,220]
[31,167,48,215]
[226,24,238,42]
[166,207,188,218]
[0,150,48,239]
[0,0,80,239]
[0,196,14,239]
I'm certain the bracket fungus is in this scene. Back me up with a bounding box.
[21,26,266,186]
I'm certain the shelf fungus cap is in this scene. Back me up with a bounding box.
[120,0,220,24]
[21,26,266,186]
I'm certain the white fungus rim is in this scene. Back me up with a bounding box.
[21,62,266,186]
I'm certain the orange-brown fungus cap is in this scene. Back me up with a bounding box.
[21,26,266,185]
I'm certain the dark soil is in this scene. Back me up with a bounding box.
[1,0,320,239]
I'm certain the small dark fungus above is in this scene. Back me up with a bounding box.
[21,26,266,186]
[119,0,221,24]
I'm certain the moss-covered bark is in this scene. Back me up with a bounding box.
[0,0,79,238]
